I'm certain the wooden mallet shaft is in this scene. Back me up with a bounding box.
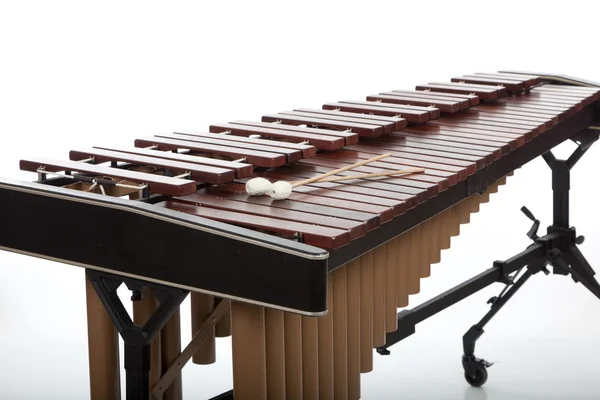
[290,153,392,188]
[293,167,425,184]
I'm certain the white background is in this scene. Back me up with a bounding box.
[1,1,600,399]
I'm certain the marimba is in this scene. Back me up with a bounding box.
[1,70,600,400]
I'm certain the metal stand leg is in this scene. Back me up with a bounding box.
[86,269,189,400]
[462,267,535,387]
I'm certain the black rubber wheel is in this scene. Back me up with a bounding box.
[464,364,488,387]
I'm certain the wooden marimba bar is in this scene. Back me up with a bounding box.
[3,70,600,400]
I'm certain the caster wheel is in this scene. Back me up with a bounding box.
[464,363,488,387]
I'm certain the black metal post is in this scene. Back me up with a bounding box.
[463,268,534,357]
[125,342,151,400]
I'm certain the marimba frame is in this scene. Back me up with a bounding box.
[2,71,600,399]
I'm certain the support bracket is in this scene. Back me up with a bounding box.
[86,269,189,400]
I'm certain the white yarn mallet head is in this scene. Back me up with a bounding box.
[244,178,293,200]
[245,177,272,196]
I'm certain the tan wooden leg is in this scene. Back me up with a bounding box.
[85,275,121,400]
[231,302,267,400]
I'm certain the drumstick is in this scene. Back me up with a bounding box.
[245,153,393,199]
[290,167,425,184]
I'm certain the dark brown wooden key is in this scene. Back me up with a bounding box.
[20,157,198,196]
[362,97,441,120]
[252,169,423,207]
[239,172,410,216]
[451,76,524,92]
[440,114,544,136]
[500,98,580,115]
[390,90,475,109]
[173,192,368,240]
[134,136,287,168]
[283,162,439,196]
[475,103,572,121]
[316,151,465,183]
[451,111,550,131]
[201,187,381,231]
[209,123,345,151]
[157,133,303,163]
[396,130,510,156]
[415,82,507,100]
[69,148,236,184]
[344,143,482,171]
[327,101,433,123]
[468,107,559,127]
[403,124,523,149]
[282,163,432,199]
[262,112,382,137]
[175,130,316,158]
[159,200,351,249]
[276,110,391,136]
[372,92,463,113]
[507,94,583,107]
[90,145,253,178]
[216,183,396,223]
[426,120,536,141]
[380,134,495,164]
[298,156,450,191]
[532,85,600,102]
[227,120,358,145]
[292,108,407,131]
[473,72,541,87]
[525,91,595,106]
